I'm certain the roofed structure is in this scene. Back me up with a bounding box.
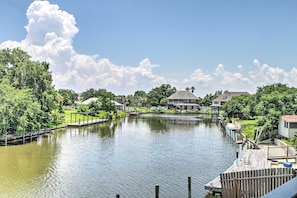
[81,97,125,111]
[278,115,297,139]
[167,91,200,110]
[211,91,249,109]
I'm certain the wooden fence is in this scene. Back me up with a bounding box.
[220,168,296,198]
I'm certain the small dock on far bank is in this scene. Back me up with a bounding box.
[67,119,108,127]
[0,118,109,146]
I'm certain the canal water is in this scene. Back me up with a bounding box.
[0,114,237,198]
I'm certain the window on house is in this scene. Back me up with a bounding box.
[290,122,297,128]
[284,121,288,128]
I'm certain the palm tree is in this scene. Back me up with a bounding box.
[186,87,190,92]
[190,86,195,93]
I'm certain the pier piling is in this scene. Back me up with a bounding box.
[155,185,159,198]
[188,176,191,198]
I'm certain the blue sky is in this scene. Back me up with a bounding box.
[0,0,297,97]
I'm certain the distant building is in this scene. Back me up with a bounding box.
[167,91,200,110]
[278,115,297,139]
[81,97,98,105]
[81,97,125,111]
[211,91,249,112]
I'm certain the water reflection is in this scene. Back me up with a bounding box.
[0,135,61,197]
[0,113,236,198]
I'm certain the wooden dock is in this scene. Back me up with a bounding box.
[67,119,108,127]
[0,119,108,145]
[0,129,52,145]
[205,149,271,193]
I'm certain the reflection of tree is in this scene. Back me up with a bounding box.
[142,114,219,132]
[0,134,60,194]
[146,117,169,132]
[87,120,122,138]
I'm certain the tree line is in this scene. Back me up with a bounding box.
[221,83,297,140]
[2,48,296,140]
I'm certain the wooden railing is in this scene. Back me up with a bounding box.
[220,168,296,198]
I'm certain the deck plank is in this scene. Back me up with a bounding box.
[205,149,271,193]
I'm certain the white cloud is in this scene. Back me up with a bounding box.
[0,1,296,97]
[0,1,167,94]
[253,59,260,66]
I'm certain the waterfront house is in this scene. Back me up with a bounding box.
[81,97,125,111]
[167,91,200,110]
[278,115,297,139]
[211,91,249,112]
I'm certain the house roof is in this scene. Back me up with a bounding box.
[213,91,249,102]
[81,97,98,105]
[167,91,199,100]
[81,98,124,106]
[281,115,297,122]
[172,103,200,106]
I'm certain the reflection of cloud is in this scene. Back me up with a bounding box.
[0,1,296,96]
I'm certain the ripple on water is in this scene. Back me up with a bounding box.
[1,115,237,197]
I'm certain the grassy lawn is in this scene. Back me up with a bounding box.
[57,110,100,126]
[238,119,258,140]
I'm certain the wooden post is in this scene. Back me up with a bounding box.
[79,119,80,126]
[5,132,7,146]
[286,145,289,162]
[23,131,25,144]
[233,178,237,198]
[188,176,191,198]
[155,185,159,198]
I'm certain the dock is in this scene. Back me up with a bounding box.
[0,119,108,145]
[205,149,271,193]
[67,119,108,127]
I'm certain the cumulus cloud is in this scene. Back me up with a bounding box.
[0,1,168,94]
[253,59,260,66]
[0,1,296,97]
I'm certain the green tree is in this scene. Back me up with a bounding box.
[222,94,251,120]
[0,48,58,121]
[58,89,78,106]
[0,82,42,135]
[147,84,176,106]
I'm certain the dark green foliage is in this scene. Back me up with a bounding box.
[58,89,78,106]
[200,90,223,106]
[0,82,42,135]
[222,94,251,120]
[147,84,176,106]
[81,88,115,101]
[222,83,297,139]
[0,48,59,134]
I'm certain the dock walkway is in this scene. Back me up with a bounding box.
[0,119,108,145]
[67,119,108,127]
[205,149,271,193]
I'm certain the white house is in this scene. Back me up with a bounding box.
[167,91,200,110]
[211,91,249,112]
[278,115,297,139]
[81,97,125,111]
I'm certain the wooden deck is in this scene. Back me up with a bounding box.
[0,119,108,145]
[0,129,52,145]
[205,149,271,193]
